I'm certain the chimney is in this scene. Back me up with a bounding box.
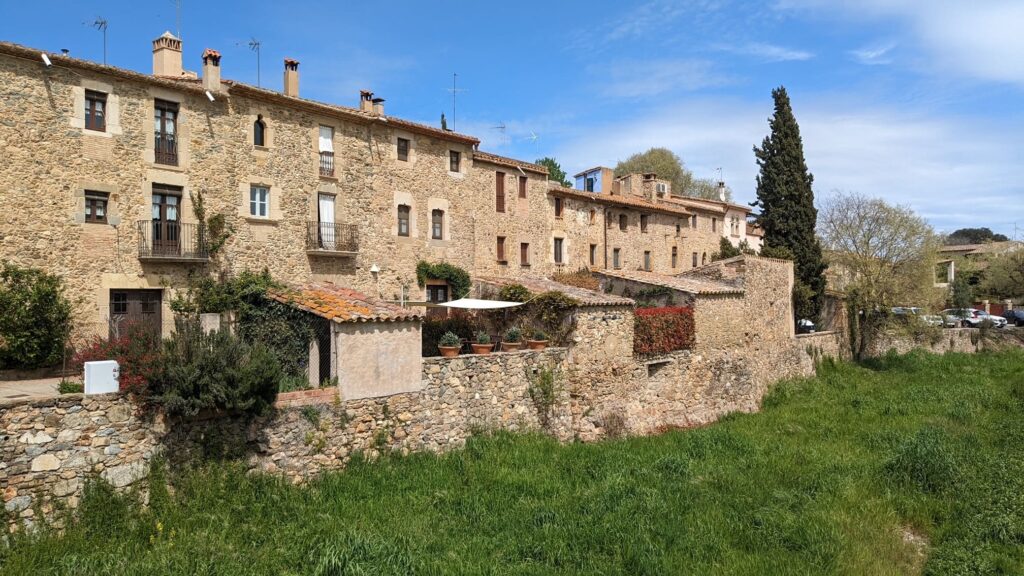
[717,181,727,202]
[359,90,374,112]
[152,31,183,77]
[201,49,222,92]
[283,58,300,97]
[371,97,385,116]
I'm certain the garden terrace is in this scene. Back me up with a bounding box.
[474,275,633,307]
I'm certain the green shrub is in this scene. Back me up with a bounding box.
[528,365,561,426]
[497,283,532,303]
[438,332,461,348]
[634,307,695,356]
[475,331,491,345]
[58,379,83,394]
[415,261,471,299]
[72,321,162,393]
[885,427,961,493]
[148,319,282,417]
[531,329,549,341]
[422,312,474,356]
[504,326,522,343]
[0,263,73,370]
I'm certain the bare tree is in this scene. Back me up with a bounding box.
[818,191,940,358]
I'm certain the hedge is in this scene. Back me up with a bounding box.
[634,306,695,356]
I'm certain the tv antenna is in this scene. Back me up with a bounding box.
[716,167,724,183]
[248,38,262,87]
[446,73,467,131]
[524,131,539,144]
[171,0,182,40]
[491,121,508,145]
[92,17,108,65]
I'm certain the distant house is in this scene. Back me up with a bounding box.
[934,241,1023,287]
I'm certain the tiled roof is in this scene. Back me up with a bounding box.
[937,241,1022,255]
[473,151,549,175]
[267,283,421,323]
[597,268,744,295]
[475,276,634,307]
[548,187,693,217]
[662,195,752,215]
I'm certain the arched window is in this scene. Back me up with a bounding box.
[431,209,444,240]
[618,214,627,231]
[397,204,410,237]
[701,252,707,265]
[589,209,596,224]
[254,115,266,147]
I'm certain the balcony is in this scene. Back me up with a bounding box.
[306,221,358,256]
[154,135,178,166]
[319,151,334,177]
[137,220,209,262]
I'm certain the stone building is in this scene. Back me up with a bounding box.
[0,32,754,342]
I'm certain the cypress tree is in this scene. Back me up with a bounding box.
[752,86,827,322]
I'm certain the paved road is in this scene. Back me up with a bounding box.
[0,377,62,401]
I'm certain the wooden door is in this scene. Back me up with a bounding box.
[109,289,162,340]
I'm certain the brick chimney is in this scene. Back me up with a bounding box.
[372,97,385,116]
[201,48,221,92]
[359,90,374,112]
[152,31,183,77]
[283,58,300,97]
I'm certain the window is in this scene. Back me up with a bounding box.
[397,137,410,161]
[702,252,707,265]
[619,214,627,231]
[644,251,651,271]
[253,115,266,147]
[691,215,698,228]
[518,176,527,198]
[712,218,717,233]
[692,252,698,267]
[84,191,109,224]
[613,248,621,269]
[606,212,614,229]
[589,209,597,225]
[318,125,334,177]
[520,242,530,266]
[85,90,106,132]
[496,236,507,262]
[554,197,563,218]
[640,214,649,233]
[111,291,128,315]
[672,246,678,268]
[553,238,564,264]
[249,185,269,218]
[431,209,444,240]
[495,172,505,213]
[153,99,178,165]
[676,223,681,236]
[449,150,461,172]
[397,204,410,237]
[590,244,597,266]
[585,177,595,192]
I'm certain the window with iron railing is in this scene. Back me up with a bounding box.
[319,125,334,177]
[153,99,178,165]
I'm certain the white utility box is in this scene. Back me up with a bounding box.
[84,360,120,395]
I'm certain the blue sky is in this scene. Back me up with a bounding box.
[3,0,1023,238]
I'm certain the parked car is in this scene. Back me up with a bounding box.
[797,318,816,334]
[1002,309,1024,327]
[977,311,1008,328]
[920,314,946,327]
[942,308,982,328]
[891,306,924,316]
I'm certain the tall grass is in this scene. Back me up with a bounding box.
[3,350,1024,575]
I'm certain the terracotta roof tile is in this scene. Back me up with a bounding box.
[473,151,548,175]
[475,276,633,307]
[548,187,692,218]
[597,268,743,295]
[268,283,421,323]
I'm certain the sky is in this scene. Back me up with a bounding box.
[2,0,1022,238]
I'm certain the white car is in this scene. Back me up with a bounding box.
[942,308,1007,328]
[977,311,1008,328]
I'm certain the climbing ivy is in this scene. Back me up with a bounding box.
[415,261,471,299]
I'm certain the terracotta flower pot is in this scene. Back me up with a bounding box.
[526,339,549,350]
[471,343,494,355]
[502,341,522,352]
[438,345,460,358]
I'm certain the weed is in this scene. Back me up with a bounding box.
[301,406,321,428]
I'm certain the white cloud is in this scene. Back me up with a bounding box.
[849,41,896,65]
[549,96,1024,235]
[596,59,733,98]
[715,42,815,62]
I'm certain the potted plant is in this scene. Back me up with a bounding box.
[470,331,494,355]
[438,331,462,358]
[526,329,549,350]
[502,326,523,352]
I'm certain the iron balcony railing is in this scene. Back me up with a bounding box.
[319,151,334,177]
[306,221,358,254]
[154,135,178,165]
[137,220,209,261]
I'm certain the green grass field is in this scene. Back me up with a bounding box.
[3,350,1024,575]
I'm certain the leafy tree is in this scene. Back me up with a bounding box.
[980,251,1024,299]
[535,157,571,187]
[613,147,733,201]
[818,192,939,358]
[945,227,1009,245]
[752,86,827,322]
[712,237,742,261]
[951,275,974,311]
[0,263,73,369]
